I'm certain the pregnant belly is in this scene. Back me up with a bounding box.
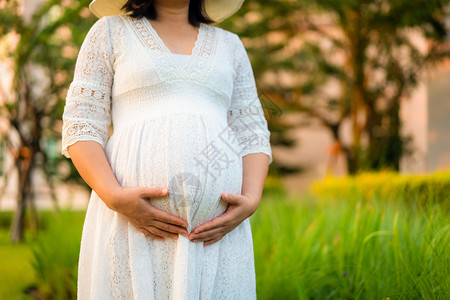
[105,114,243,233]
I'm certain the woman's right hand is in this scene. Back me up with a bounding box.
[109,186,189,241]
[66,142,187,241]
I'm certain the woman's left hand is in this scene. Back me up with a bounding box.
[188,193,259,246]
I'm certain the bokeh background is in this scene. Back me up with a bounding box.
[0,0,449,299]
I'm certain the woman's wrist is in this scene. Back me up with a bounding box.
[243,193,261,217]
[241,153,269,217]
[100,185,125,212]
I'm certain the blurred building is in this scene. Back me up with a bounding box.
[427,61,450,172]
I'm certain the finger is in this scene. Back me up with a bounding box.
[221,193,243,205]
[140,187,169,199]
[189,226,224,240]
[149,206,188,228]
[193,211,233,234]
[191,231,224,243]
[138,227,164,241]
[204,236,225,247]
[147,225,179,239]
[151,219,188,236]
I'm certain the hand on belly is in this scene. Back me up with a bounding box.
[165,171,229,234]
[187,192,258,246]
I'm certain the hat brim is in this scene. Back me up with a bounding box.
[89,0,244,24]
[89,0,131,19]
[204,0,245,23]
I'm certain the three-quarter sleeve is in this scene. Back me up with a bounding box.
[61,16,114,158]
[227,35,273,164]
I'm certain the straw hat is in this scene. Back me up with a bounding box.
[89,0,245,24]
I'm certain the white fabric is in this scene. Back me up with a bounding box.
[61,15,272,300]
[172,53,190,68]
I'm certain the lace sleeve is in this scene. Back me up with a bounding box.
[227,35,273,164]
[61,16,114,158]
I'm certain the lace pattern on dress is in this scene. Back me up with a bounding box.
[70,85,110,102]
[61,17,113,158]
[188,24,218,82]
[227,35,273,163]
[126,15,218,82]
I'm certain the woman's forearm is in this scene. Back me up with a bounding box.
[241,152,270,214]
[67,141,122,210]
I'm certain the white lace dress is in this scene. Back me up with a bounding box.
[61,15,272,300]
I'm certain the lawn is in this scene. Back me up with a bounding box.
[0,176,448,299]
[0,229,35,300]
[252,190,449,299]
[0,211,85,300]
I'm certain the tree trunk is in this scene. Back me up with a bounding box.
[9,146,34,243]
[345,148,359,175]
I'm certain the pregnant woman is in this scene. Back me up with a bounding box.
[61,0,273,298]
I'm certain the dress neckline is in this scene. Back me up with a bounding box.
[141,17,203,73]
[125,15,219,81]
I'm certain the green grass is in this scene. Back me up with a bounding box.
[251,189,449,299]
[0,230,35,300]
[0,210,85,300]
[0,180,448,300]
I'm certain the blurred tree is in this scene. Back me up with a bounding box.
[2,0,449,243]
[221,0,450,174]
[0,0,93,243]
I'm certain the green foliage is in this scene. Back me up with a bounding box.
[0,0,96,190]
[29,210,84,300]
[252,184,449,299]
[310,170,450,210]
[0,0,96,242]
[221,0,450,174]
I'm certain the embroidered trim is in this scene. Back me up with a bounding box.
[186,25,218,82]
[228,106,265,117]
[125,15,218,82]
[70,85,108,101]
